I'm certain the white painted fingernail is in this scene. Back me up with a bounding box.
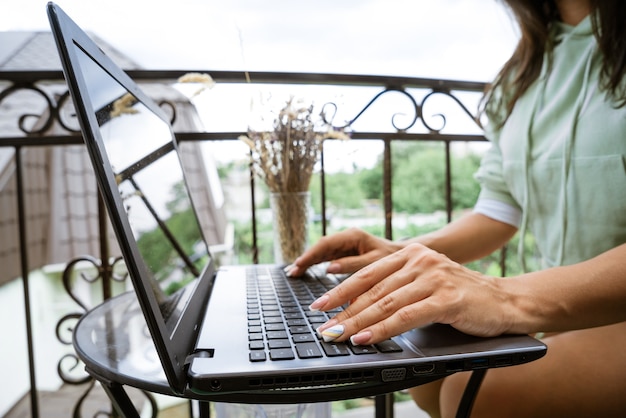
[321,324,345,342]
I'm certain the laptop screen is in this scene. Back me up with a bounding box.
[73,43,211,336]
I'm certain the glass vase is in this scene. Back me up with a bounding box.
[269,191,311,265]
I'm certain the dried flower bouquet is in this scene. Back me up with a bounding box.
[240,97,348,193]
[240,98,348,263]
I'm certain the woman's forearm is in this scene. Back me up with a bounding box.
[504,242,626,334]
[405,211,518,264]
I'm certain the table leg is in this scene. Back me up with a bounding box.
[455,369,487,418]
[100,381,141,418]
[375,393,394,418]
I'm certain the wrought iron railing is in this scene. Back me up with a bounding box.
[0,69,491,418]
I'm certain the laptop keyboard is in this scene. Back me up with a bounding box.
[246,266,403,362]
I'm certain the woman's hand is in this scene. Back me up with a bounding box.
[286,227,404,277]
[311,243,515,345]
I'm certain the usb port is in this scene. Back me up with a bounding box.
[469,358,489,369]
[495,356,513,367]
[445,361,464,372]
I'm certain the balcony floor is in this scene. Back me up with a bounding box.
[4,383,187,418]
[4,383,428,417]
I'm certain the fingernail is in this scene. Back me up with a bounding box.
[326,262,341,274]
[309,294,330,312]
[320,324,345,342]
[349,331,372,346]
[284,264,296,277]
[315,319,338,337]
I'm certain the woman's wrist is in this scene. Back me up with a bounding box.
[499,272,560,335]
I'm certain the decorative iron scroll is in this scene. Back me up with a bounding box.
[419,89,483,132]
[0,81,177,138]
[321,85,482,134]
[54,255,158,418]
[0,82,81,135]
[0,83,56,135]
[321,87,419,132]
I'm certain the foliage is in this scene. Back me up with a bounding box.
[135,182,206,291]
[309,141,482,215]
[227,140,537,276]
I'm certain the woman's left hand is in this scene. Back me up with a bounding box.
[311,243,514,345]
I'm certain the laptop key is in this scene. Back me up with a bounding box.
[320,341,350,356]
[270,348,295,360]
[248,333,263,341]
[268,339,291,349]
[286,319,307,327]
[292,333,316,343]
[289,326,311,334]
[267,331,288,339]
[375,339,403,353]
[249,341,265,350]
[250,351,267,362]
[349,344,378,355]
[295,342,323,359]
[264,317,283,323]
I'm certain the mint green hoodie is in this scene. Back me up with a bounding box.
[475,15,626,268]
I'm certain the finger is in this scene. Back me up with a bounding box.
[313,252,411,332]
[325,251,381,274]
[349,299,440,345]
[287,231,362,276]
[318,294,437,345]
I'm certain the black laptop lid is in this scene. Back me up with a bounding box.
[48,2,214,393]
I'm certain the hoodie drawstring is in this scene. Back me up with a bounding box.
[517,27,596,271]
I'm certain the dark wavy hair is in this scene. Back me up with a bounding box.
[483,0,626,125]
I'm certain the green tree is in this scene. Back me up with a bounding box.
[309,171,364,210]
[389,142,481,213]
[136,181,205,284]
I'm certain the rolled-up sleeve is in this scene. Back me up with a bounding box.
[473,125,522,227]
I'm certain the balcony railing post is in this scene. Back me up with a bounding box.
[320,148,328,237]
[444,140,453,223]
[15,146,40,418]
[383,138,393,240]
[98,192,114,300]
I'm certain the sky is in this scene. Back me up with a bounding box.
[2,0,519,80]
[1,0,521,171]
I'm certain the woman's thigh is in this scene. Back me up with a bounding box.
[440,322,626,418]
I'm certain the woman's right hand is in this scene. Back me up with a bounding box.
[286,228,404,277]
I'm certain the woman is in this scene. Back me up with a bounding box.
[287,0,626,416]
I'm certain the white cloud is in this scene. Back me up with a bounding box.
[3,0,518,80]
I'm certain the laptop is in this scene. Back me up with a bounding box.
[47,2,546,403]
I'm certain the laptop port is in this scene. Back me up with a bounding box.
[469,358,489,369]
[412,363,435,374]
[209,379,222,391]
[495,356,513,367]
[445,361,464,372]
[381,367,406,382]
